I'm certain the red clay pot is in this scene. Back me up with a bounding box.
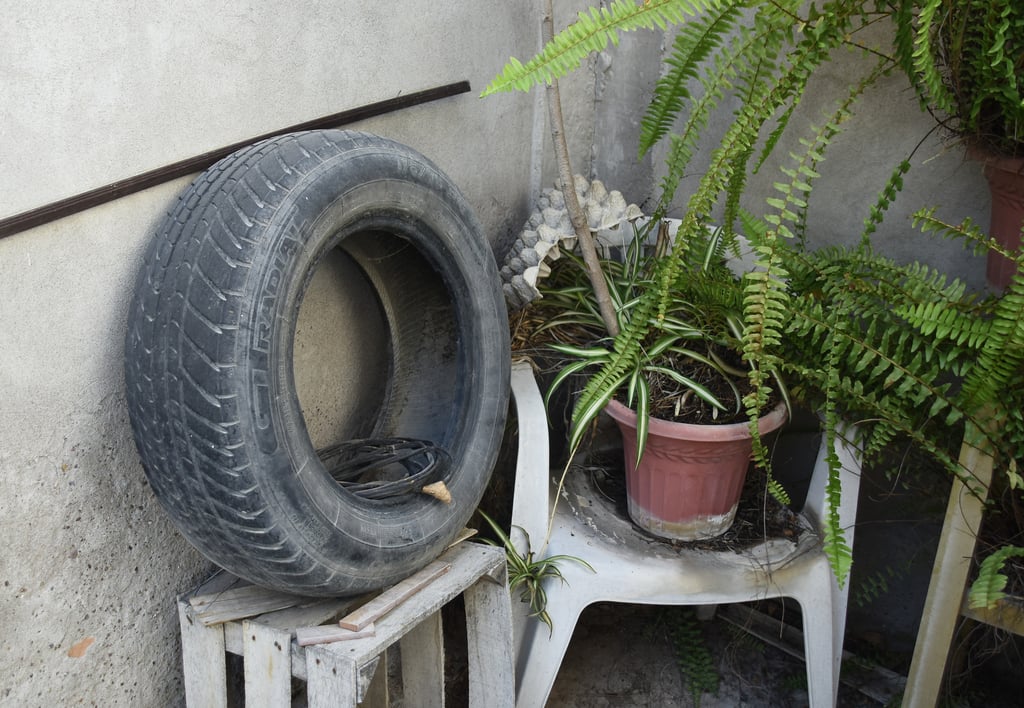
[605,400,788,541]
[977,154,1024,291]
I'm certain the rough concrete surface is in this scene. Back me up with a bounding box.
[0,2,1000,705]
[0,2,560,703]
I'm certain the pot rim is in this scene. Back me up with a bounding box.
[966,143,1024,175]
[604,398,789,441]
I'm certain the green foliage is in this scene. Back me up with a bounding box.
[477,511,594,633]
[968,545,1024,609]
[665,608,720,706]
[853,563,906,609]
[896,0,1024,156]
[488,0,1024,586]
[538,225,757,465]
[481,0,722,97]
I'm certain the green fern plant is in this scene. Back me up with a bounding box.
[487,0,1024,588]
[969,545,1024,609]
[665,607,720,706]
[895,0,1024,157]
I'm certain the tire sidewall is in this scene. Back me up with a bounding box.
[239,136,508,583]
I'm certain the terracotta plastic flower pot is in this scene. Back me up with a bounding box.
[605,400,789,541]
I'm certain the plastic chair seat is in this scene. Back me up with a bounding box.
[508,359,862,707]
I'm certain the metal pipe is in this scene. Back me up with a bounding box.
[0,81,471,240]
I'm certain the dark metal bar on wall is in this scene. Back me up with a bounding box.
[0,81,471,241]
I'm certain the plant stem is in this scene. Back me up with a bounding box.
[543,0,619,337]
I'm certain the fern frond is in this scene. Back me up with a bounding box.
[482,0,716,96]
[968,545,1024,609]
[909,0,955,114]
[821,313,853,585]
[639,1,746,156]
[960,272,1024,418]
[862,159,911,241]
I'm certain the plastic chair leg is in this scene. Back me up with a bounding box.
[796,583,842,707]
[514,585,588,708]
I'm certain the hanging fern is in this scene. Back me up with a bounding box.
[897,0,1024,155]
[862,160,912,241]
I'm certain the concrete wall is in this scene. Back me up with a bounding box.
[0,2,570,704]
[623,19,990,291]
[0,3,996,706]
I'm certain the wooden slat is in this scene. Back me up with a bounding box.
[177,543,511,706]
[178,598,228,708]
[242,621,292,706]
[904,434,995,707]
[190,584,305,625]
[447,526,479,548]
[465,565,515,707]
[321,545,505,662]
[961,594,1024,636]
[305,644,360,708]
[295,623,376,647]
[399,611,445,704]
[338,561,451,631]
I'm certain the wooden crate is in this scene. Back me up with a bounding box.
[177,542,513,707]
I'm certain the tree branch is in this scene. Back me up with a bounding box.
[543,0,620,337]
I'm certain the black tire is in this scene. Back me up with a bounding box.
[124,130,509,596]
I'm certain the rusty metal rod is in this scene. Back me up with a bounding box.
[0,80,471,240]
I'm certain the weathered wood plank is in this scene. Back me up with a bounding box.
[465,566,515,707]
[295,622,376,646]
[319,545,505,662]
[399,610,445,704]
[178,598,228,708]
[305,644,359,708]
[178,543,510,706]
[242,620,292,706]
[190,584,305,625]
[338,560,451,630]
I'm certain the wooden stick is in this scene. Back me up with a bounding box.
[338,561,451,631]
[295,623,376,647]
[421,481,452,503]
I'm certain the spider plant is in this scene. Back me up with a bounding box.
[477,511,593,633]
[535,221,787,466]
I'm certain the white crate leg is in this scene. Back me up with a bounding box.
[465,566,515,708]
[305,643,360,707]
[178,598,227,708]
[363,649,390,708]
[242,620,292,705]
[400,610,445,703]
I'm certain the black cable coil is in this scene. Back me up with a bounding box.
[316,438,452,500]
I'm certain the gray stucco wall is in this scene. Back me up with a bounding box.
[0,3,997,706]
[0,2,561,704]
[609,20,991,292]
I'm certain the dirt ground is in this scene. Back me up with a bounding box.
[546,602,882,708]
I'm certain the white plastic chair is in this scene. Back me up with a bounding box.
[508,359,862,707]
